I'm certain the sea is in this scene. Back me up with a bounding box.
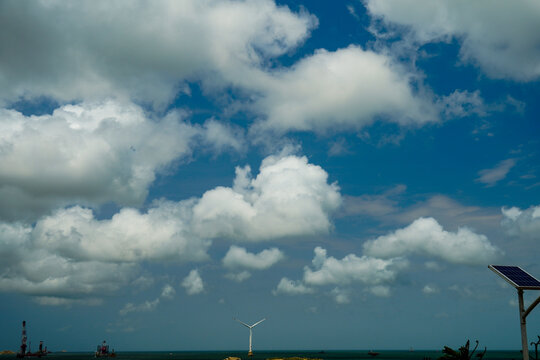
[5,350,529,360]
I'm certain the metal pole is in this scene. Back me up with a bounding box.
[519,289,530,360]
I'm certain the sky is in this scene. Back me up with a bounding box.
[1,0,540,353]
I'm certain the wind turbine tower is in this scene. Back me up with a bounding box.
[235,318,266,356]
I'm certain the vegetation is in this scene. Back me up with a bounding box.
[438,340,486,360]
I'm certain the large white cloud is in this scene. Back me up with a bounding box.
[248,46,437,135]
[0,221,137,300]
[33,203,210,263]
[364,0,540,81]
[223,246,284,270]
[363,217,501,265]
[0,153,339,300]
[223,246,285,282]
[303,247,408,286]
[0,100,198,221]
[501,205,540,239]
[0,0,316,107]
[192,154,342,241]
[0,0,453,140]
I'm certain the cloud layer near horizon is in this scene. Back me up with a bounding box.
[0,154,341,301]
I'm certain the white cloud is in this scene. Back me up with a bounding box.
[223,246,284,270]
[161,284,176,300]
[225,271,252,283]
[119,283,175,315]
[368,285,391,298]
[303,247,408,286]
[365,0,540,81]
[476,159,516,187]
[33,297,103,307]
[501,205,540,239]
[0,153,341,301]
[0,101,197,221]
[5,153,334,268]
[0,221,138,299]
[120,299,160,316]
[422,285,439,295]
[201,119,246,154]
[273,277,315,295]
[363,217,501,265]
[182,269,204,295]
[192,154,342,241]
[249,46,437,135]
[33,204,211,263]
[0,0,316,107]
[0,0,451,146]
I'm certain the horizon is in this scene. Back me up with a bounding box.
[1,0,540,354]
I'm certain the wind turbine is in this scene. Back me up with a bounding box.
[234,318,266,356]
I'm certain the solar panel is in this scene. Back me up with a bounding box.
[489,265,540,290]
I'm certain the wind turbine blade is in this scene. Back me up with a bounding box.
[234,318,251,328]
[251,318,266,327]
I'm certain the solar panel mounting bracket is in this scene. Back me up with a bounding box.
[489,265,540,360]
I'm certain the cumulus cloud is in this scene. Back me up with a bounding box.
[223,246,284,270]
[0,221,138,300]
[249,46,437,135]
[501,205,540,239]
[0,101,197,221]
[182,270,204,295]
[476,159,516,187]
[0,0,449,142]
[0,0,316,107]
[364,0,540,81]
[363,217,501,265]
[0,153,340,301]
[192,154,342,241]
[33,204,211,263]
[303,247,408,286]
[273,278,315,295]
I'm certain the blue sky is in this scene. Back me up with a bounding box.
[1,0,540,353]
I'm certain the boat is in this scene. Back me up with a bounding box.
[367,351,380,357]
[16,321,49,358]
[95,341,116,358]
